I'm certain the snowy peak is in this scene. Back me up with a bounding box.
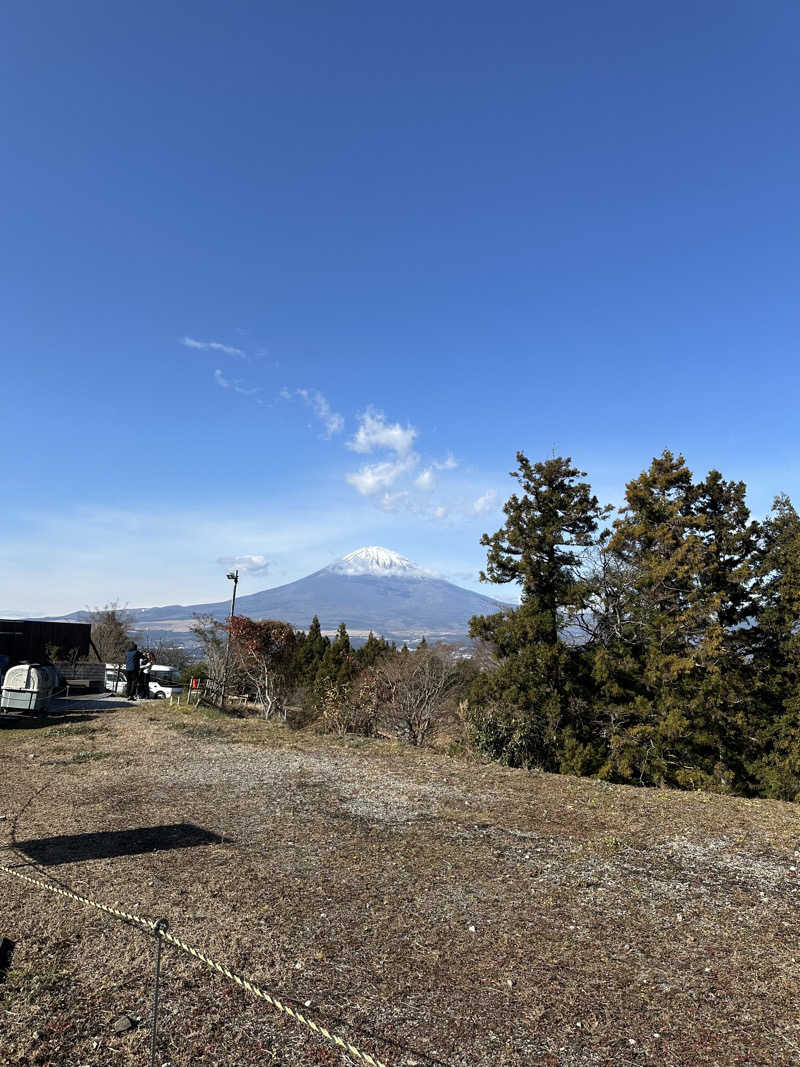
[56,543,506,643]
[326,546,427,579]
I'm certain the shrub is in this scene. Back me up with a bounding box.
[317,677,378,737]
[374,646,461,746]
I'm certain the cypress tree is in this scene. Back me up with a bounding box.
[295,614,330,687]
[333,621,351,655]
[313,621,356,705]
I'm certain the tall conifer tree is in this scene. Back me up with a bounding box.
[469,454,610,768]
[749,495,800,798]
[689,471,760,788]
[295,614,330,687]
[597,451,750,789]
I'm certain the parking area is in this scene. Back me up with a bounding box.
[0,690,131,728]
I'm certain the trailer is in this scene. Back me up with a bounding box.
[1,664,58,716]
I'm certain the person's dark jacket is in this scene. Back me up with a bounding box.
[125,648,141,671]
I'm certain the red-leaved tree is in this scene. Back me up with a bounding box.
[228,616,296,719]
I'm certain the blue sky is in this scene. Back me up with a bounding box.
[2,2,799,615]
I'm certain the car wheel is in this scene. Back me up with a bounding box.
[155,691,166,699]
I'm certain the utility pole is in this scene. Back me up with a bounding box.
[220,569,239,711]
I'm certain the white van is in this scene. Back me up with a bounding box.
[105,663,183,700]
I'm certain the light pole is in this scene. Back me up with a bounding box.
[220,569,239,711]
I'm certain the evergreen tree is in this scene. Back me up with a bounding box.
[294,614,330,687]
[689,470,760,788]
[477,453,612,646]
[468,453,610,769]
[357,631,392,668]
[333,621,351,656]
[458,447,800,801]
[748,495,800,798]
[596,451,747,790]
[332,622,355,685]
[312,621,356,706]
[694,471,759,630]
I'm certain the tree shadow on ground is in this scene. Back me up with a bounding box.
[0,939,14,983]
[14,824,224,866]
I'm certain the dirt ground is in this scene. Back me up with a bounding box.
[1,697,799,1067]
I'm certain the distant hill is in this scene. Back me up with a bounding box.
[59,546,509,645]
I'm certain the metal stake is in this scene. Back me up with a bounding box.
[149,918,168,1067]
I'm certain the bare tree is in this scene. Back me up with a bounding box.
[374,645,461,745]
[88,602,138,662]
[229,616,296,719]
[190,615,228,683]
[317,671,383,737]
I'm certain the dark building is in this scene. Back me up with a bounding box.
[0,619,98,675]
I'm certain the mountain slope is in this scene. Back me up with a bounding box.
[71,547,510,642]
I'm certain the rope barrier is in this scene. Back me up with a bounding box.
[0,862,388,1067]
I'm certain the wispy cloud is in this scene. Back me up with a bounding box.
[216,554,270,574]
[182,336,246,358]
[380,491,409,512]
[346,454,419,496]
[415,468,436,490]
[214,368,261,396]
[472,489,498,515]
[5,500,370,615]
[433,452,458,470]
[347,409,417,456]
[433,505,448,520]
[295,388,344,438]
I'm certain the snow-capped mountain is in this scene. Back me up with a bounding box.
[326,546,428,578]
[60,546,508,644]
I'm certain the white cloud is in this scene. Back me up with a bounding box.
[214,369,261,396]
[295,388,344,438]
[473,489,498,515]
[433,452,458,470]
[4,501,370,616]
[346,454,418,496]
[380,491,409,512]
[182,336,246,358]
[216,554,270,574]
[434,505,448,520]
[347,409,417,456]
[415,468,436,490]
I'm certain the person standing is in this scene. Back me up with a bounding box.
[124,643,142,700]
[138,650,152,699]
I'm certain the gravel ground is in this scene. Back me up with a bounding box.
[1,698,799,1066]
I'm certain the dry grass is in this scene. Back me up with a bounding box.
[1,698,799,1066]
